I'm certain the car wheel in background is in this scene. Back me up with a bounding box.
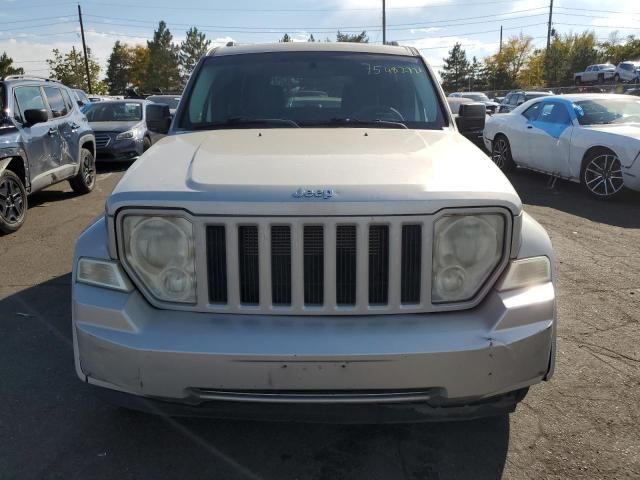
[598,74,605,84]
[0,169,28,234]
[143,136,152,152]
[491,135,516,172]
[614,74,620,83]
[581,149,624,199]
[575,77,581,85]
[69,148,96,195]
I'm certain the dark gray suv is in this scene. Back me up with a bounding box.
[0,76,96,233]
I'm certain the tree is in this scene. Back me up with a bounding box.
[308,34,316,42]
[105,41,132,95]
[336,31,369,43]
[47,47,107,94]
[518,49,545,88]
[600,33,640,65]
[439,43,469,92]
[280,33,292,43]
[0,52,24,77]
[545,31,602,87]
[145,21,181,93]
[483,34,534,90]
[180,27,211,76]
[128,45,149,90]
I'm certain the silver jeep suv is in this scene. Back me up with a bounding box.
[72,43,556,422]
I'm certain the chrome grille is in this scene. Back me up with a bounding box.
[95,133,111,148]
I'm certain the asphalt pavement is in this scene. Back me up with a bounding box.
[1,163,639,480]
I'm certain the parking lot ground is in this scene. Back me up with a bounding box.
[1,166,639,480]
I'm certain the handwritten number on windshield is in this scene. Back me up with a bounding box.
[365,64,422,75]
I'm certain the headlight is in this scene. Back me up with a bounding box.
[432,214,505,303]
[116,126,143,140]
[121,215,196,303]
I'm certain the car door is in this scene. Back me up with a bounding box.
[526,101,574,176]
[13,85,60,189]
[510,101,542,166]
[43,86,75,170]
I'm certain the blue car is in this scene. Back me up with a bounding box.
[0,76,96,233]
[83,100,171,162]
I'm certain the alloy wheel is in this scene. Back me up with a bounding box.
[584,154,624,197]
[0,176,25,224]
[492,138,507,169]
[83,153,95,188]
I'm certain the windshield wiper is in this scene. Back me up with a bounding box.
[319,117,408,129]
[191,117,300,130]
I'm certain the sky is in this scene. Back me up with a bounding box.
[1,0,639,80]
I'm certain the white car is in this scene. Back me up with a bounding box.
[574,64,616,85]
[484,94,640,198]
[614,61,640,84]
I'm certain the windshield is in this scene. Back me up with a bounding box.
[179,51,446,130]
[84,102,143,122]
[463,93,489,102]
[575,98,640,125]
[147,96,181,109]
[526,93,551,100]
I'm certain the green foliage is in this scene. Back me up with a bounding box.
[439,43,470,92]
[308,34,316,42]
[179,27,211,76]
[600,34,640,65]
[0,52,24,77]
[336,31,369,43]
[280,33,292,43]
[105,41,131,95]
[47,47,106,94]
[545,31,602,87]
[144,21,181,93]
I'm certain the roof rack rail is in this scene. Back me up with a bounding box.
[1,75,60,83]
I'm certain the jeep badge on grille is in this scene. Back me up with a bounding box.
[293,188,335,199]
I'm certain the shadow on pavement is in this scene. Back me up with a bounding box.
[507,169,640,228]
[0,275,510,480]
[96,160,134,173]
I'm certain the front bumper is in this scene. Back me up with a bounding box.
[96,137,144,161]
[72,220,555,421]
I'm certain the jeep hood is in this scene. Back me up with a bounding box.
[107,129,522,216]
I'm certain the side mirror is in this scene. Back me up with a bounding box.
[146,104,171,134]
[24,109,49,126]
[455,103,486,133]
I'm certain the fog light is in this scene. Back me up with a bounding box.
[77,258,132,292]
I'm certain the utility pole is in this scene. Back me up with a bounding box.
[77,3,92,94]
[382,0,386,45]
[546,0,554,51]
[499,26,503,53]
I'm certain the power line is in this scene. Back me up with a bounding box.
[81,7,549,31]
[0,15,75,25]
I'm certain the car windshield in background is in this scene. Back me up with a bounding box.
[147,96,181,109]
[464,94,490,102]
[84,102,143,122]
[526,93,551,100]
[574,98,640,125]
[180,52,446,130]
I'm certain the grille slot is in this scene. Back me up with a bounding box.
[369,225,389,305]
[95,133,110,148]
[303,226,324,306]
[336,225,357,306]
[401,224,422,304]
[238,226,259,304]
[206,226,227,303]
[271,226,292,305]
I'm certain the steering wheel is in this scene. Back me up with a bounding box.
[354,105,405,122]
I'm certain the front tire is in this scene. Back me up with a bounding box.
[0,169,28,234]
[614,73,620,83]
[69,148,96,195]
[598,74,605,84]
[581,149,625,199]
[491,135,516,172]
[575,76,581,86]
[143,136,152,152]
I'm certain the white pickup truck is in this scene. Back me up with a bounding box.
[574,64,616,85]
